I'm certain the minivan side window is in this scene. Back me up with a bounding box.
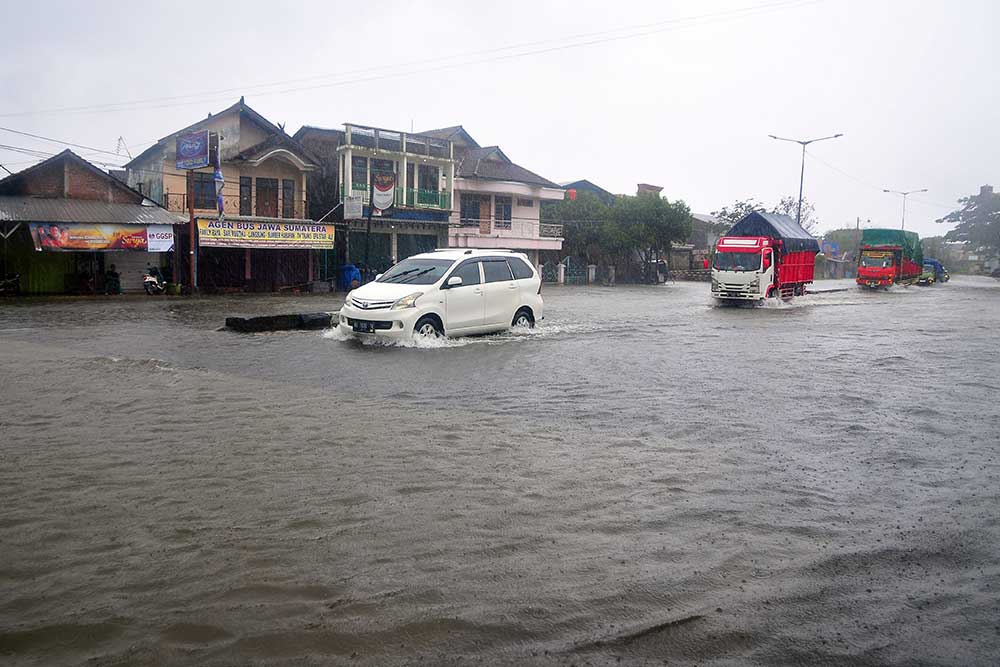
[482,259,514,283]
[450,261,482,286]
[507,257,534,280]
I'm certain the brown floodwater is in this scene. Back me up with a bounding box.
[1,278,998,665]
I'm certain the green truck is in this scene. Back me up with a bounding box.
[856,229,923,289]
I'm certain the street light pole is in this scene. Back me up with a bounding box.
[882,188,927,230]
[769,133,843,226]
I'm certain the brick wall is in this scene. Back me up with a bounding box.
[0,154,143,203]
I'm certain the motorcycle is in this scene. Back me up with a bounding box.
[0,273,20,296]
[143,267,166,295]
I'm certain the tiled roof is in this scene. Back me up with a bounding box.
[0,196,184,225]
[455,147,560,188]
[419,126,480,148]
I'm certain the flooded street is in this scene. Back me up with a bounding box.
[2,278,999,665]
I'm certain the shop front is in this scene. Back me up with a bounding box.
[194,216,335,292]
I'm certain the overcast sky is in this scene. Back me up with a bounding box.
[1,0,996,237]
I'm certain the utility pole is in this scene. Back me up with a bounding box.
[363,168,373,280]
[187,170,197,292]
[768,133,843,226]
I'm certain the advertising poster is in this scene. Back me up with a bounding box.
[197,219,334,249]
[175,130,210,170]
[30,223,149,251]
[372,172,396,212]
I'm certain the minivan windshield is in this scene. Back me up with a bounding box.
[713,251,761,272]
[377,258,454,284]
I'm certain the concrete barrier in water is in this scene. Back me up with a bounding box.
[225,312,334,332]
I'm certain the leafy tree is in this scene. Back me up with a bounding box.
[541,191,611,263]
[611,193,692,281]
[712,198,767,226]
[772,196,819,232]
[938,185,1000,255]
[712,196,819,232]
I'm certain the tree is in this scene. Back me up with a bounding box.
[541,191,611,263]
[611,193,692,282]
[938,185,1000,255]
[712,196,820,232]
[772,196,819,232]
[712,198,767,226]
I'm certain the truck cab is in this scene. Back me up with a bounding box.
[711,236,776,300]
[857,250,896,288]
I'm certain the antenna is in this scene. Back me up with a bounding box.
[115,136,132,159]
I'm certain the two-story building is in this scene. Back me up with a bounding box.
[420,126,564,268]
[126,98,326,291]
[294,123,454,275]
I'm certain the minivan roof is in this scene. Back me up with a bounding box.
[413,248,529,261]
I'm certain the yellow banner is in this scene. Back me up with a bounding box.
[197,219,334,249]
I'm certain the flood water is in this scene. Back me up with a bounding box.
[1,277,999,665]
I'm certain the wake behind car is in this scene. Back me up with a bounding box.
[338,249,543,339]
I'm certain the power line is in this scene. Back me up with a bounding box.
[0,126,124,157]
[0,0,818,118]
[805,149,957,211]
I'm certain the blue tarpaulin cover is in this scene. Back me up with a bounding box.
[726,212,820,254]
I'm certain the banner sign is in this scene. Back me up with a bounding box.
[197,219,334,249]
[147,225,175,252]
[176,130,210,170]
[29,222,174,252]
[344,196,363,220]
[372,172,396,212]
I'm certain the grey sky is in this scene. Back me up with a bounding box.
[1,0,996,237]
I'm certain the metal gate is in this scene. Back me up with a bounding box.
[562,256,588,284]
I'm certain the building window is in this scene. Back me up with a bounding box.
[352,156,368,190]
[495,196,512,229]
[417,165,439,206]
[371,158,394,174]
[192,172,216,210]
[240,177,252,215]
[517,197,534,208]
[460,193,480,227]
[282,179,295,218]
[256,177,278,217]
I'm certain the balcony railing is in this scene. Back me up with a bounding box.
[162,192,307,220]
[340,184,451,210]
[455,218,564,239]
[345,124,452,159]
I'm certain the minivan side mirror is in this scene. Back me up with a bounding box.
[446,276,463,288]
[375,273,383,281]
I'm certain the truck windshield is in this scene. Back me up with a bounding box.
[860,252,893,268]
[713,251,760,272]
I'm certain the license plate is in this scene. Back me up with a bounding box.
[353,321,375,333]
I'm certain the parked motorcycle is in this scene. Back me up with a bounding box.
[143,267,166,295]
[0,273,20,296]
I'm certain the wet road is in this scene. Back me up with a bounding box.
[1,278,999,665]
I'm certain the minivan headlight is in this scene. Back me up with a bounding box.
[391,292,423,309]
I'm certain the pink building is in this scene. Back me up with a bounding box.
[419,127,564,266]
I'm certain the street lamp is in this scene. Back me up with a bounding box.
[883,188,928,230]
[768,133,843,226]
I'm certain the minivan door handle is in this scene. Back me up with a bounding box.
[507,284,518,289]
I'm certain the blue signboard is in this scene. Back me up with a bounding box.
[176,130,210,170]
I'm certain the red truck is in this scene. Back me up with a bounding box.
[711,212,820,302]
[856,229,923,289]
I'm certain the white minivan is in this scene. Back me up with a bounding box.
[338,249,543,339]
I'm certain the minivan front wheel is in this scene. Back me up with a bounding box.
[512,308,535,328]
[414,315,443,338]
